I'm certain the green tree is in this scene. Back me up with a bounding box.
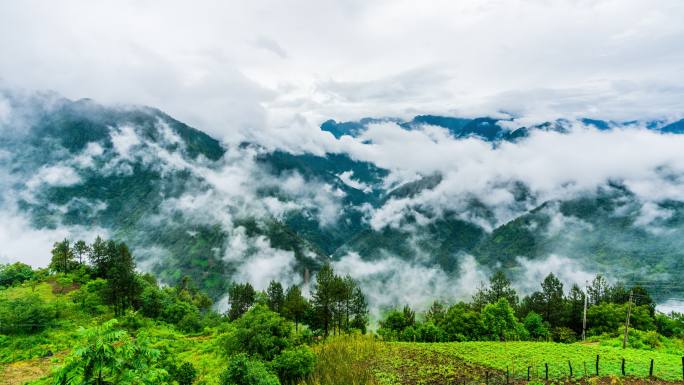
[73,240,90,265]
[88,236,112,278]
[425,301,446,325]
[282,286,308,332]
[564,284,586,334]
[228,282,256,320]
[55,320,169,385]
[0,262,35,287]
[220,353,280,385]
[311,264,336,337]
[540,273,565,327]
[49,239,75,273]
[441,302,483,341]
[226,305,293,360]
[482,298,519,341]
[587,274,610,305]
[103,243,142,316]
[267,280,285,314]
[270,346,316,384]
[523,311,549,341]
[349,285,368,333]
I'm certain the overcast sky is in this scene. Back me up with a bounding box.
[1,0,684,141]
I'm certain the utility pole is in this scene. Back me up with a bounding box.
[622,289,633,349]
[582,284,588,341]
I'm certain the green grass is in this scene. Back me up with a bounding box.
[393,341,684,382]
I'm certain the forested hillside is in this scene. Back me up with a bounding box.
[1,239,683,384]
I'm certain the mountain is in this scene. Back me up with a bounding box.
[2,91,684,306]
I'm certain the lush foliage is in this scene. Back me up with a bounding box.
[377,270,678,345]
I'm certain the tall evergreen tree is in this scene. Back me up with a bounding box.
[311,264,336,337]
[283,285,308,332]
[266,280,285,314]
[103,242,141,316]
[587,274,610,305]
[540,273,564,327]
[72,240,90,265]
[565,283,586,334]
[486,270,519,307]
[227,282,256,320]
[49,239,74,273]
[350,285,369,333]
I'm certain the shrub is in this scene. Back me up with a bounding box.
[523,311,549,341]
[72,278,108,315]
[552,326,577,343]
[220,353,280,385]
[172,361,197,385]
[177,312,203,333]
[225,305,293,360]
[0,294,56,334]
[271,346,316,384]
[0,262,34,287]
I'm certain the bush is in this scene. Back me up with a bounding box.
[225,305,293,360]
[552,326,577,343]
[220,353,280,385]
[177,312,203,333]
[172,361,197,385]
[0,262,34,287]
[72,278,108,315]
[523,311,549,341]
[271,346,316,384]
[0,295,56,334]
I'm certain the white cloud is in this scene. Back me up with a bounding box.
[514,254,595,295]
[332,124,684,230]
[0,209,108,267]
[337,170,372,193]
[0,0,682,143]
[25,165,81,192]
[333,253,488,318]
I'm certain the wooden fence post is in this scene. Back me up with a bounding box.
[527,366,531,381]
[545,363,549,382]
[506,366,509,385]
[681,356,683,382]
[621,358,625,376]
[485,370,489,385]
[649,359,654,379]
[568,361,573,378]
[596,355,600,376]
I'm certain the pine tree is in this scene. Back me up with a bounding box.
[283,285,308,332]
[311,264,336,337]
[49,239,74,273]
[103,243,141,316]
[227,282,256,320]
[540,273,564,327]
[266,280,285,314]
[72,240,90,265]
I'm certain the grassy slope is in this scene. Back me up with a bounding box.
[0,282,227,385]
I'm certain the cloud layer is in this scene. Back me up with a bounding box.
[1,0,683,142]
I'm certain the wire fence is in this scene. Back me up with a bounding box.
[443,355,684,385]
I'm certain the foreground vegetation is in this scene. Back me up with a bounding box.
[2,237,684,384]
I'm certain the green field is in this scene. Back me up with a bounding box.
[376,341,684,383]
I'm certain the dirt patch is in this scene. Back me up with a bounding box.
[46,278,80,295]
[0,355,58,385]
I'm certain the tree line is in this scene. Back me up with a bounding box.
[227,264,369,337]
[379,271,684,344]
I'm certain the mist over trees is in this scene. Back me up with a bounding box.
[378,269,682,345]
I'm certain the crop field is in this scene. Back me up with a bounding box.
[375,341,684,384]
